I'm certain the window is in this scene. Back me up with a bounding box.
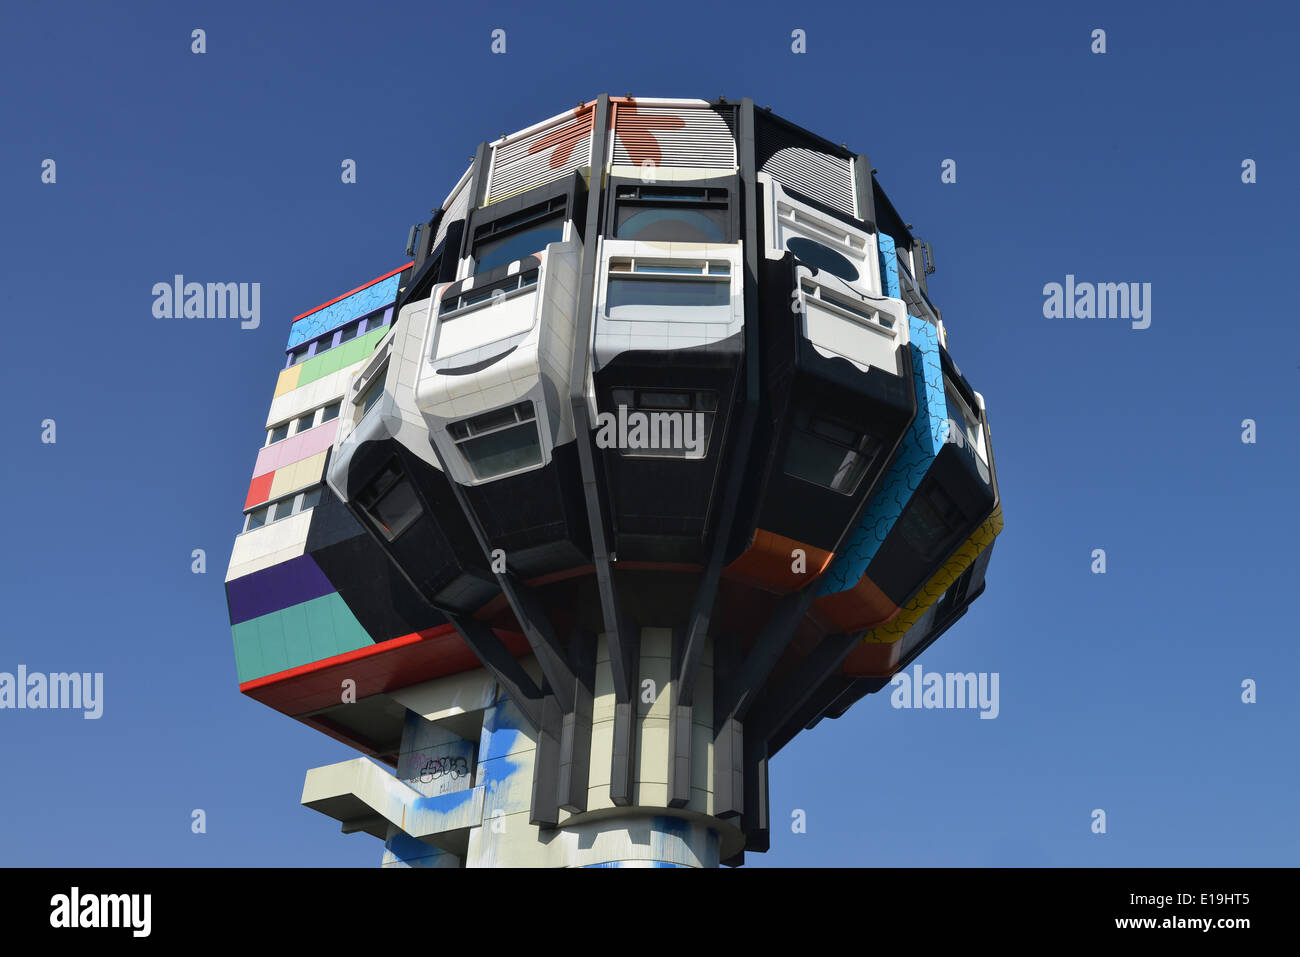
[266,399,345,447]
[289,345,311,366]
[448,401,542,480]
[471,197,566,274]
[895,480,966,563]
[787,237,860,282]
[608,389,717,459]
[357,377,384,416]
[935,563,976,621]
[783,407,882,495]
[613,185,729,243]
[943,382,987,463]
[242,486,326,532]
[800,280,893,329]
[440,270,539,316]
[338,322,359,344]
[605,259,731,322]
[356,460,423,541]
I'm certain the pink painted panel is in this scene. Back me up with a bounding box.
[251,419,339,478]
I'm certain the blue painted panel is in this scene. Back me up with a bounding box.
[286,273,401,350]
[815,235,948,596]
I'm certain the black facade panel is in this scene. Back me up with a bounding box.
[867,442,996,607]
[343,439,496,614]
[595,335,743,564]
[731,252,916,559]
[460,442,592,579]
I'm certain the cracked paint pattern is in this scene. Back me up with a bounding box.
[816,240,947,598]
[858,504,1004,646]
[286,273,401,350]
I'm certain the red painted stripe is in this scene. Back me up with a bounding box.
[239,623,532,718]
[244,471,275,510]
[291,263,413,324]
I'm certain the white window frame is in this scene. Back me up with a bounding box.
[603,257,733,321]
[447,401,544,482]
[241,485,325,533]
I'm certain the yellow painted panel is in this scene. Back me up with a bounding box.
[267,450,328,500]
[274,364,302,398]
[860,505,1004,645]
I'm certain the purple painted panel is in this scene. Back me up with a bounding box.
[226,554,336,625]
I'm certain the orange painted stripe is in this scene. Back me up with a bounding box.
[291,263,413,323]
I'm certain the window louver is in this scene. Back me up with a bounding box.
[757,121,855,217]
[612,104,737,170]
[486,109,594,205]
[433,166,473,255]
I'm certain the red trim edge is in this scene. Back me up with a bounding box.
[291,262,414,323]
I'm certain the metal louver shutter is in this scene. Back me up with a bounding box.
[432,167,472,254]
[612,105,737,169]
[757,120,855,217]
[486,110,594,204]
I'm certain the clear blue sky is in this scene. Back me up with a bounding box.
[1,0,1296,867]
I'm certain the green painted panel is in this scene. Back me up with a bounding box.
[295,327,388,388]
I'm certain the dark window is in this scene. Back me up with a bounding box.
[441,270,539,315]
[606,276,730,314]
[787,237,860,282]
[943,382,984,461]
[472,197,566,274]
[608,389,717,459]
[359,377,384,415]
[614,185,729,243]
[895,480,966,563]
[448,401,542,479]
[356,460,423,541]
[936,563,976,620]
[804,281,893,328]
[783,407,882,495]
[320,401,341,423]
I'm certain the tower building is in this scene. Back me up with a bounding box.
[224,96,1003,867]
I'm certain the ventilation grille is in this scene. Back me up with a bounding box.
[613,104,737,170]
[433,166,473,255]
[486,108,594,204]
[757,120,855,217]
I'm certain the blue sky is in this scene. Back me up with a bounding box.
[1,0,1296,867]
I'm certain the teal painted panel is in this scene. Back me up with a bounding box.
[231,591,373,683]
